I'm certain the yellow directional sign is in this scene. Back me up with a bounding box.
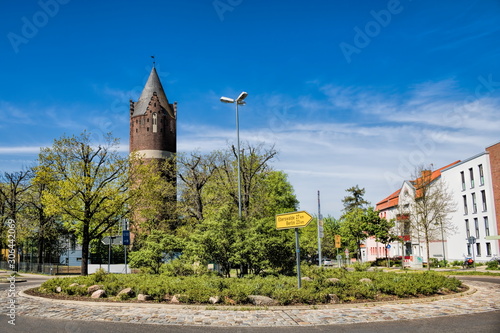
[276,211,313,230]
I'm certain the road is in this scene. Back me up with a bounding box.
[1,274,499,333]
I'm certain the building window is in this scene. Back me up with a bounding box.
[467,244,471,256]
[147,127,149,132]
[135,128,138,133]
[476,243,481,257]
[486,243,492,257]
[481,190,487,211]
[474,218,479,238]
[460,171,466,191]
[479,164,484,186]
[463,195,468,215]
[153,113,158,133]
[469,168,474,188]
[484,216,490,236]
[465,219,470,238]
[472,193,477,213]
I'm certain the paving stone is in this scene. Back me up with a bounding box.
[1,279,499,327]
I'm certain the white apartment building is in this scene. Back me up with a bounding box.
[441,150,499,261]
[371,142,499,264]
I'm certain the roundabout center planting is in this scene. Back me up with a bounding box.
[30,266,465,306]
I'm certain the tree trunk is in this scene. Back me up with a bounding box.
[425,233,431,271]
[81,220,90,276]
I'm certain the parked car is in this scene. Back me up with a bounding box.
[322,258,334,266]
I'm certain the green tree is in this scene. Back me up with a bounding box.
[342,185,369,213]
[409,166,456,270]
[182,144,298,276]
[177,151,220,224]
[35,132,130,275]
[128,155,178,233]
[0,169,33,264]
[128,230,183,274]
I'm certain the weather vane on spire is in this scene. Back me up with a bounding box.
[151,55,155,68]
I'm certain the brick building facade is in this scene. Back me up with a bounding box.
[130,67,177,159]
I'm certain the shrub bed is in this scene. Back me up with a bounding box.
[36,268,464,305]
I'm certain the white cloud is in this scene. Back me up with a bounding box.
[1,79,498,217]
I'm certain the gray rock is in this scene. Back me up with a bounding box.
[170,295,181,303]
[328,294,340,304]
[118,287,134,297]
[91,289,106,298]
[301,276,312,281]
[69,283,79,287]
[327,278,341,285]
[137,293,153,301]
[359,278,372,283]
[87,284,104,294]
[248,295,277,306]
[55,286,62,293]
[209,296,220,304]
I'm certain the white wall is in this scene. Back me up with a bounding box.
[441,152,499,262]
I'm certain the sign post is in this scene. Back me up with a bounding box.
[276,211,313,288]
[102,236,121,273]
[295,228,301,288]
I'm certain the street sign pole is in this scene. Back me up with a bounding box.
[108,238,111,273]
[276,211,312,289]
[317,190,322,267]
[295,228,301,288]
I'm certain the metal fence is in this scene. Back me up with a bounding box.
[0,261,79,275]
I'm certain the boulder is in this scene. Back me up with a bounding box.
[87,284,104,294]
[170,295,181,303]
[209,296,220,304]
[328,294,340,304]
[327,278,341,285]
[137,293,153,301]
[69,283,79,287]
[91,289,106,298]
[118,287,134,297]
[301,276,312,281]
[248,295,277,306]
[55,286,62,293]
[359,278,372,283]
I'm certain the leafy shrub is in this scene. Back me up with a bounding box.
[487,260,499,270]
[38,270,462,305]
[92,268,108,283]
[352,262,371,271]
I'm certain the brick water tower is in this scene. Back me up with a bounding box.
[130,66,176,160]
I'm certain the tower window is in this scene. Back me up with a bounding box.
[153,113,157,133]
[136,128,138,133]
[147,127,149,132]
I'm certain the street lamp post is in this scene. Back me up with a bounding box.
[220,92,248,219]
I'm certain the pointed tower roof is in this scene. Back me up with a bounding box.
[132,67,174,118]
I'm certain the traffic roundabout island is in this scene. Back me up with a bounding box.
[23,269,468,306]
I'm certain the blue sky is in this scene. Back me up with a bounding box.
[1,0,499,217]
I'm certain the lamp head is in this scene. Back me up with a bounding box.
[220,96,235,103]
[236,91,248,102]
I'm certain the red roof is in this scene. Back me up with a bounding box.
[376,189,400,211]
[376,161,461,211]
